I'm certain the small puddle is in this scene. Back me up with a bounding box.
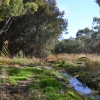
[62,72,100,100]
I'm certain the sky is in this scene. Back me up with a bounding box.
[56,0,100,39]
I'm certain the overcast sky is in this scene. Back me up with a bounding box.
[56,0,100,39]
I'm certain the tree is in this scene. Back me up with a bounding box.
[0,0,38,57]
[76,27,91,54]
[76,27,91,39]
[0,0,38,37]
[91,17,100,54]
[52,39,82,54]
[95,0,100,6]
[2,0,68,58]
[0,0,38,21]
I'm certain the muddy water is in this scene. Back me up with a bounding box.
[62,72,100,100]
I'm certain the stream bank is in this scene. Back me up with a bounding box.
[54,59,100,99]
[62,72,100,100]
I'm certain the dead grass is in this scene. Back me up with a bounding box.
[0,57,11,65]
[0,57,40,67]
[0,56,49,67]
[57,53,100,63]
[53,53,100,72]
[1,53,100,65]
[46,55,58,62]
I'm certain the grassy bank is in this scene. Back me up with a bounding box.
[53,54,100,92]
[0,55,99,100]
[0,58,85,100]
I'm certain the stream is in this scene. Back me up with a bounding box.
[62,72,100,100]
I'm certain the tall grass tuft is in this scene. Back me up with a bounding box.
[0,41,10,100]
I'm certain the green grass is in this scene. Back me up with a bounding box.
[55,61,77,70]
[12,58,25,64]
[6,66,45,85]
[8,76,18,85]
[7,67,33,76]
[0,65,86,99]
[40,77,62,88]
[43,86,56,93]
[56,58,100,91]
[0,66,43,85]
[26,83,40,90]
[7,67,32,85]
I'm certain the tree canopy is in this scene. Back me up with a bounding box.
[95,0,100,6]
[0,0,38,21]
[0,0,68,58]
[53,16,100,55]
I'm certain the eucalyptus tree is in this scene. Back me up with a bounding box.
[0,0,38,57]
[76,27,91,39]
[76,27,91,54]
[0,0,38,21]
[5,0,68,57]
[52,39,82,54]
[91,17,100,54]
[0,0,38,35]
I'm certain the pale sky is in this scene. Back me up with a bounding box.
[56,0,100,39]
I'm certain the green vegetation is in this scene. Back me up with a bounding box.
[0,0,100,100]
[0,0,38,21]
[52,17,100,55]
[0,0,68,58]
[0,65,85,99]
[54,56,100,92]
[0,43,98,99]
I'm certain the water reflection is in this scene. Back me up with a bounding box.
[62,73,100,100]
[62,73,91,95]
[69,77,91,94]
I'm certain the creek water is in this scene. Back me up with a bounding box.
[62,72,100,100]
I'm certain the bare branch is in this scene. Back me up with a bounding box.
[0,17,13,35]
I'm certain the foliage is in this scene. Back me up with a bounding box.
[24,2,38,14]
[0,0,38,58]
[0,0,38,21]
[53,17,100,55]
[52,39,82,54]
[95,0,100,6]
[1,0,68,58]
